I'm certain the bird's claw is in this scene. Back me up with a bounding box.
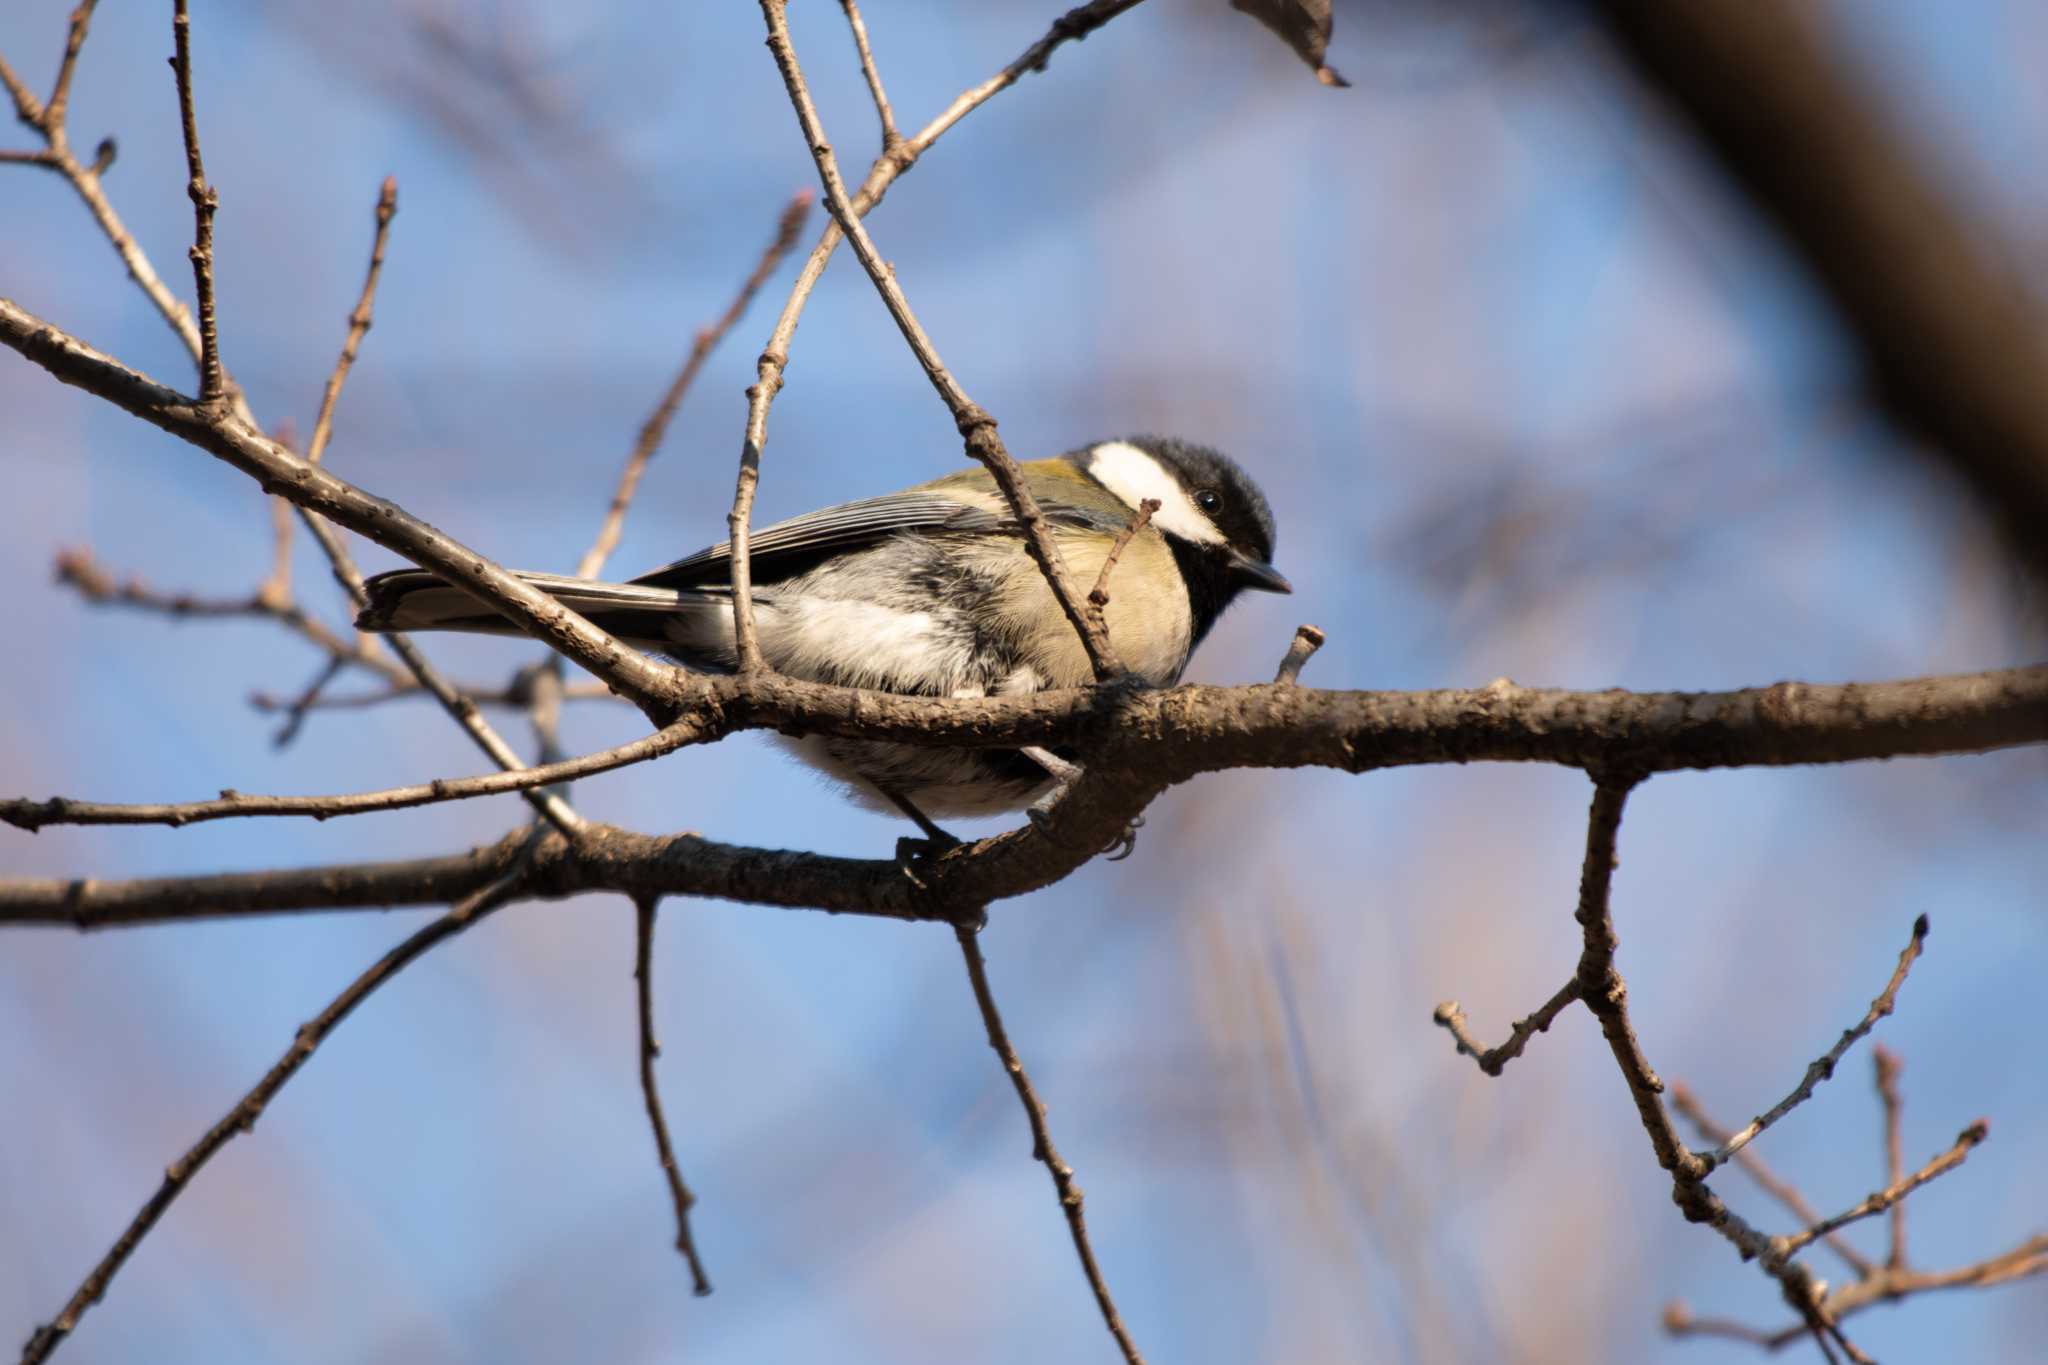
[1024,802,1144,861]
[895,830,961,887]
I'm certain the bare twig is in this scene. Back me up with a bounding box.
[1670,1083,1876,1280]
[170,0,224,406]
[753,0,1135,680]
[256,491,296,610]
[1081,496,1158,647]
[1,715,711,832]
[267,655,347,749]
[1272,624,1326,685]
[838,0,900,150]
[1777,1121,1990,1261]
[1668,1234,2048,1350]
[17,851,537,1365]
[579,192,810,581]
[1873,1045,1906,1270]
[632,896,712,1295]
[305,177,397,467]
[1703,916,1930,1171]
[953,921,1145,1364]
[248,678,622,715]
[1432,980,1580,1077]
[53,546,409,687]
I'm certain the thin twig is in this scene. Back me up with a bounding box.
[42,1,98,134]
[1873,1045,1907,1270]
[838,0,900,149]
[305,176,397,467]
[170,0,224,405]
[1081,496,1157,645]
[1670,1082,1876,1280]
[53,546,409,687]
[584,190,811,581]
[17,852,537,1365]
[953,920,1146,1364]
[730,1,1151,673]
[247,678,623,715]
[1272,624,1326,685]
[1668,1235,2048,1350]
[1432,980,1581,1077]
[256,491,295,610]
[756,0,1127,679]
[1703,916,1930,1170]
[268,655,347,749]
[633,895,712,1295]
[1,717,708,832]
[1776,1121,1990,1261]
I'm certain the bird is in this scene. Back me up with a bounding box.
[357,435,1288,855]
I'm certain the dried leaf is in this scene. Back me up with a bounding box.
[1230,0,1349,86]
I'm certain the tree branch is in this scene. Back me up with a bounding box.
[170,0,224,406]
[1592,1,2048,577]
[17,848,537,1365]
[0,295,683,716]
[757,0,1125,679]
[954,921,1144,1363]
[577,191,810,582]
[632,896,711,1295]
[1,716,712,831]
[1701,916,1928,1171]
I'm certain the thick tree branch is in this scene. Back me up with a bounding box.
[1592,2,2048,576]
[7,662,2047,930]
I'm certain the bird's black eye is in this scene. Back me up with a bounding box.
[1193,487,1223,515]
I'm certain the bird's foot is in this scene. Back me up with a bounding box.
[1025,792,1144,861]
[895,829,962,887]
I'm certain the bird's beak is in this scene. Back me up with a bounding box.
[1229,551,1292,594]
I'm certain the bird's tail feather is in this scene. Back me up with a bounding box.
[356,568,730,652]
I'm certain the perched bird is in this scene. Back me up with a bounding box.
[358,435,1288,849]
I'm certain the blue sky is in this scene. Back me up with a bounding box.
[3,3,2044,1362]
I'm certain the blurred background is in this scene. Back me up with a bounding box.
[3,1,2044,1361]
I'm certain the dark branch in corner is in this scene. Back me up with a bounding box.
[1591,1,2048,577]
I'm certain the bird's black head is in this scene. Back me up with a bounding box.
[1073,435,1290,647]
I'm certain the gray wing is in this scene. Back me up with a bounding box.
[629,491,1002,591]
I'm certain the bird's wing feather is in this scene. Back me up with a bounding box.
[629,488,1123,590]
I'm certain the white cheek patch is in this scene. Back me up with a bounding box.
[1085,441,1226,545]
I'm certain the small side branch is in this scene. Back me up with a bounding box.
[1080,497,1157,648]
[1670,1083,1876,1280]
[1776,1121,1990,1261]
[1432,980,1580,1077]
[2,716,708,831]
[17,855,536,1365]
[305,177,397,467]
[1272,624,1326,685]
[1703,916,1929,1171]
[632,896,712,1295]
[170,0,224,405]
[1872,1045,1907,1270]
[581,191,810,582]
[953,921,1145,1365]
[757,0,1122,679]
